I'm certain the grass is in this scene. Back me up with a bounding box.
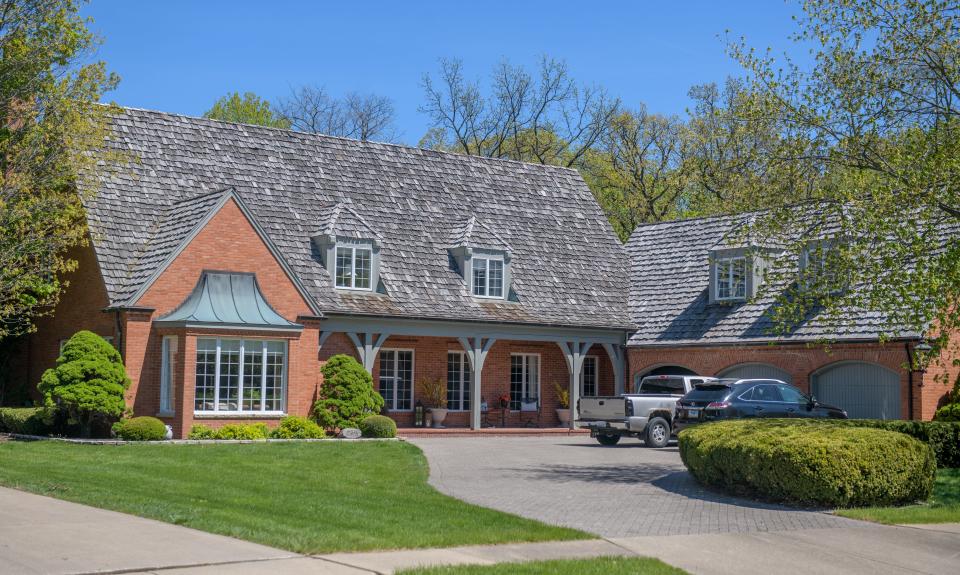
[0,440,589,553]
[836,468,960,524]
[396,557,687,575]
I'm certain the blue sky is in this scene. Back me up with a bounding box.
[82,1,805,145]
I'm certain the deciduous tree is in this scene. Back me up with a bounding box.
[203,92,290,128]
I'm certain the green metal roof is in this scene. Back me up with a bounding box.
[155,271,302,331]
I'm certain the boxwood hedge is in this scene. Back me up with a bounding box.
[359,415,396,438]
[112,416,167,441]
[679,419,936,507]
[0,407,48,435]
[832,419,960,469]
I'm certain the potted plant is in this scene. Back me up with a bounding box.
[420,377,448,427]
[554,383,571,426]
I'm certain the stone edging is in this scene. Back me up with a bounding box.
[2,433,402,445]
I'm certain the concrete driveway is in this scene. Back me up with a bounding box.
[410,435,860,538]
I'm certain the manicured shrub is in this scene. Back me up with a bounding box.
[188,424,217,439]
[213,423,270,440]
[831,419,960,469]
[314,354,384,431]
[359,414,396,438]
[112,416,167,441]
[0,407,49,435]
[38,331,130,437]
[272,416,326,439]
[934,403,960,422]
[679,419,936,507]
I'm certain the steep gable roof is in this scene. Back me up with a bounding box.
[86,108,629,330]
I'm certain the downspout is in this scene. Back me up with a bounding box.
[115,309,124,362]
[904,342,914,420]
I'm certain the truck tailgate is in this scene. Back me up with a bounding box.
[578,396,625,421]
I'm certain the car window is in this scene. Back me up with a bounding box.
[738,386,755,401]
[638,377,686,395]
[751,384,784,402]
[779,385,808,403]
[684,386,731,401]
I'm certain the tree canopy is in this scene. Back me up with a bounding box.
[203,92,290,128]
[0,0,118,341]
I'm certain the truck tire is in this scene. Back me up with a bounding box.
[644,417,670,448]
[596,433,621,446]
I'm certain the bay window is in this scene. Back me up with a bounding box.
[194,338,286,413]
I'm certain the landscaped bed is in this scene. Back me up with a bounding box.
[396,557,687,575]
[0,440,589,553]
[836,468,960,524]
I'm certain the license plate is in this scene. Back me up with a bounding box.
[687,409,700,418]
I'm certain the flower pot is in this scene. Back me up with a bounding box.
[556,408,571,426]
[430,408,449,427]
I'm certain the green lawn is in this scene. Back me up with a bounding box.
[837,468,960,524]
[0,441,589,553]
[397,557,687,575]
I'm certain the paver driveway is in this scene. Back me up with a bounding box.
[410,435,861,538]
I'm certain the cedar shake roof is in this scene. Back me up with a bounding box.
[624,213,922,346]
[86,107,629,330]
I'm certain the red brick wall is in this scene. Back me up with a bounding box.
[627,342,938,419]
[19,242,117,399]
[126,198,317,437]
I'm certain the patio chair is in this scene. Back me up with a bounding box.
[520,397,540,428]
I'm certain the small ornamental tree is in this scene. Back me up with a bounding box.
[38,330,130,437]
[313,354,384,431]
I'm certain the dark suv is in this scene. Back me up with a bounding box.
[675,379,847,429]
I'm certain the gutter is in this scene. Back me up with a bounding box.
[627,335,923,349]
[320,311,635,333]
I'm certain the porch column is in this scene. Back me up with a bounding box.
[558,340,592,430]
[602,343,626,395]
[459,336,496,430]
[346,332,390,373]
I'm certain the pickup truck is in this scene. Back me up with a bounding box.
[578,374,717,447]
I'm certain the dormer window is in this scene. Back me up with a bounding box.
[335,242,373,290]
[801,240,842,293]
[472,256,504,298]
[715,256,747,301]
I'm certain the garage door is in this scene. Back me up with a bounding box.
[811,362,901,419]
[717,363,793,384]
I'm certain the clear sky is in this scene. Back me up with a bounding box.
[81,0,806,145]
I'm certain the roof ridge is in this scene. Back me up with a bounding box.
[111,105,584,176]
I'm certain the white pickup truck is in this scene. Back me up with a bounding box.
[578,374,717,447]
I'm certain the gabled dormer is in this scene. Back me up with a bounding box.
[311,201,384,293]
[448,215,514,301]
[708,230,780,304]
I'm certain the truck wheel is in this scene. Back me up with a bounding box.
[596,433,621,446]
[644,417,670,448]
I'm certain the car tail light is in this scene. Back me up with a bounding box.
[626,399,634,416]
[706,401,730,409]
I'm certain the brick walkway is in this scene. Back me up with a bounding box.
[410,435,862,538]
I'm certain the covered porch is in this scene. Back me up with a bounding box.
[319,315,628,430]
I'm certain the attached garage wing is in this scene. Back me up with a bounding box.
[811,362,901,420]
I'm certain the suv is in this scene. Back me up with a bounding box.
[675,379,847,430]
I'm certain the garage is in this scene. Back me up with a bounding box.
[811,361,901,419]
[717,362,793,384]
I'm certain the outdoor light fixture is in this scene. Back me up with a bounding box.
[414,400,425,428]
[908,338,933,376]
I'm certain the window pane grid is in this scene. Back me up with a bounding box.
[716,257,746,300]
[447,352,471,411]
[581,356,597,397]
[510,354,538,410]
[194,338,286,413]
[335,244,373,290]
[379,350,414,411]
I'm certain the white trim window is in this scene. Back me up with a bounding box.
[472,257,504,298]
[194,338,287,414]
[447,351,471,411]
[802,242,840,292]
[379,349,413,411]
[580,355,598,397]
[160,335,178,414]
[335,243,373,290]
[715,257,747,301]
[510,353,540,410]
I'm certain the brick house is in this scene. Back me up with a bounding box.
[14,108,956,433]
[20,108,631,438]
[623,215,955,420]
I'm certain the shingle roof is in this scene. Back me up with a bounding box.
[625,213,917,346]
[87,107,629,330]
